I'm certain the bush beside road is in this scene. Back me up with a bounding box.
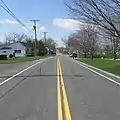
[77,58,120,76]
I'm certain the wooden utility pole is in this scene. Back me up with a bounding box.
[43,32,48,54]
[30,20,40,56]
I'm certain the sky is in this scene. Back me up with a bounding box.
[0,0,80,46]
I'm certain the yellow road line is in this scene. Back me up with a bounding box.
[58,58,72,120]
[57,57,63,120]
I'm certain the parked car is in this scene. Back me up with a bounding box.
[69,53,77,58]
[69,54,73,57]
[72,53,77,58]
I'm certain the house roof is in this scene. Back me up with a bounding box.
[0,47,12,50]
[20,42,28,47]
[0,44,9,50]
[0,41,28,50]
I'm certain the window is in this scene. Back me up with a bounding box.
[14,50,21,53]
[3,51,6,53]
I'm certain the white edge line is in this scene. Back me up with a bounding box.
[0,57,50,86]
[70,58,120,86]
[75,58,120,79]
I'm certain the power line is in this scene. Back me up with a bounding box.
[0,5,24,27]
[0,0,33,33]
[0,0,31,32]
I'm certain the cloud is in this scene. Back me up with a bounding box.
[22,24,46,33]
[22,26,33,31]
[0,19,18,24]
[53,18,82,30]
[0,19,47,42]
[5,19,18,24]
[0,20,5,24]
[38,26,46,32]
[22,23,46,39]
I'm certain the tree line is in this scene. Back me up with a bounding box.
[3,32,57,56]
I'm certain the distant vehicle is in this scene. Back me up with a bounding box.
[69,53,77,58]
[52,52,56,55]
[69,54,73,57]
[72,53,77,58]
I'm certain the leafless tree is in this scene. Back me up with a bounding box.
[65,0,120,39]
[61,37,69,52]
[79,24,99,59]
[58,46,67,54]
[44,38,57,54]
[5,33,33,43]
[67,24,99,59]
[108,33,120,59]
[100,27,120,59]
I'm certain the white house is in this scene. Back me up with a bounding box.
[0,42,29,57]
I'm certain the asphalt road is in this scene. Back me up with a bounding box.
[0,59,46,82]
[0,56,120,120]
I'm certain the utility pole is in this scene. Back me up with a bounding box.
[43,32,48,46]
[43,32,48,54]
[30,20,40,56]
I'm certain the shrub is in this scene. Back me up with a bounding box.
[9,54,13,58]
[26,53,34,57]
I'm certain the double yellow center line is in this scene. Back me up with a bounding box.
[57,57,72,120]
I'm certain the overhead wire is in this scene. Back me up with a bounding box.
[0,0,33,33]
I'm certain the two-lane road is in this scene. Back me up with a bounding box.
[0,56,120,120]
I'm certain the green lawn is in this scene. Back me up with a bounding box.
[0,56,49,64]
[77,58,120,76]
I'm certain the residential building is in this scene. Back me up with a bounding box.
[0,42,30,57]
[68,38,80,54]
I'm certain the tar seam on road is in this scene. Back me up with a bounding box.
[57,57,72,120]
[71,58,120,86]
[0,62,41,100]
[0,57,52,86]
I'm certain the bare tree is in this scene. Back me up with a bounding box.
[65,0,120,39]
[109,33,120,59]
[5,33,32,43]
[68,24,99,59]
[100,27,120,59]
[61,37,69,52]
[79,25,99,59]
[58,46,67,54]
[44,38,57,54]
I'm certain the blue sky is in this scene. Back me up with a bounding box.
[0,0,80,46]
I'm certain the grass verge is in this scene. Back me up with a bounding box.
[77,58,120,76]
[0,56,50,64]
